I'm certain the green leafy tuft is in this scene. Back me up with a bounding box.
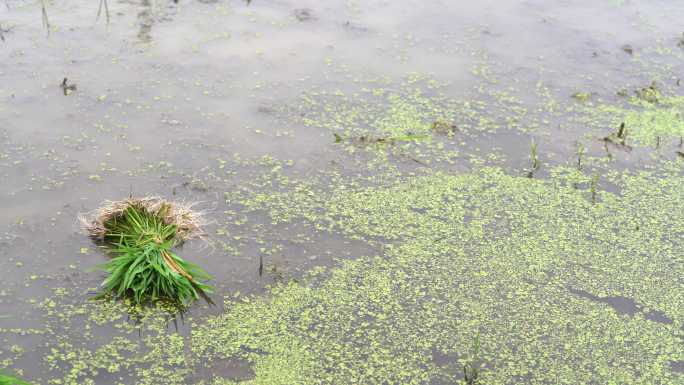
[97,205,213,307]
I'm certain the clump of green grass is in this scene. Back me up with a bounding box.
[81,198,213,308]
[0,372,30,385]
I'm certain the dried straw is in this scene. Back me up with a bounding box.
[79,196,206,243]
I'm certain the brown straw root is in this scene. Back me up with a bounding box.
[79,196,207,243]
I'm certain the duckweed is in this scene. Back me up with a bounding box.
[191,166,684,384]
[198,164,684,384]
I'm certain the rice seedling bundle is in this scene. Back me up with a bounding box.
[80,197,213,307]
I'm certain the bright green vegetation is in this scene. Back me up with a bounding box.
[18,163,684,384]
[0,372,30,385]
[98,206,212,307]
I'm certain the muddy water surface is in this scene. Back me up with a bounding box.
[1,0,684,384]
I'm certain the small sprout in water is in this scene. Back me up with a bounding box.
[617,122,626,141]
[577,143,585,170]
[590,174,599,204]
[463,333,482,385]
[41,0,50,36]
[527,139,540,178]
[602,122,632,152]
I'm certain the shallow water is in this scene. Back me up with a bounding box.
[1,0,684,384]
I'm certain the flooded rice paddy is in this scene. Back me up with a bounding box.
[1,0,684,384]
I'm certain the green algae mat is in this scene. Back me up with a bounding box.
[18,164,684,385]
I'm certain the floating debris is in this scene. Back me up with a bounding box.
[616,88,629,97]
[293,8,314,22]
[602,122,632,151]
[621,44,633,55]
[431,119,458,134]
[60,78,76,95]
[333,133,428,145]
[571,92,592,103]
[635,81,662,104]
[80,197,213,307]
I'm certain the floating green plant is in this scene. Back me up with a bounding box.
[81,198,213,307]
[0,372,30,385]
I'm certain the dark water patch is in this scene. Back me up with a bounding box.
[569,287,673,324]
[672,360,684,374]
[192,357,255,382]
